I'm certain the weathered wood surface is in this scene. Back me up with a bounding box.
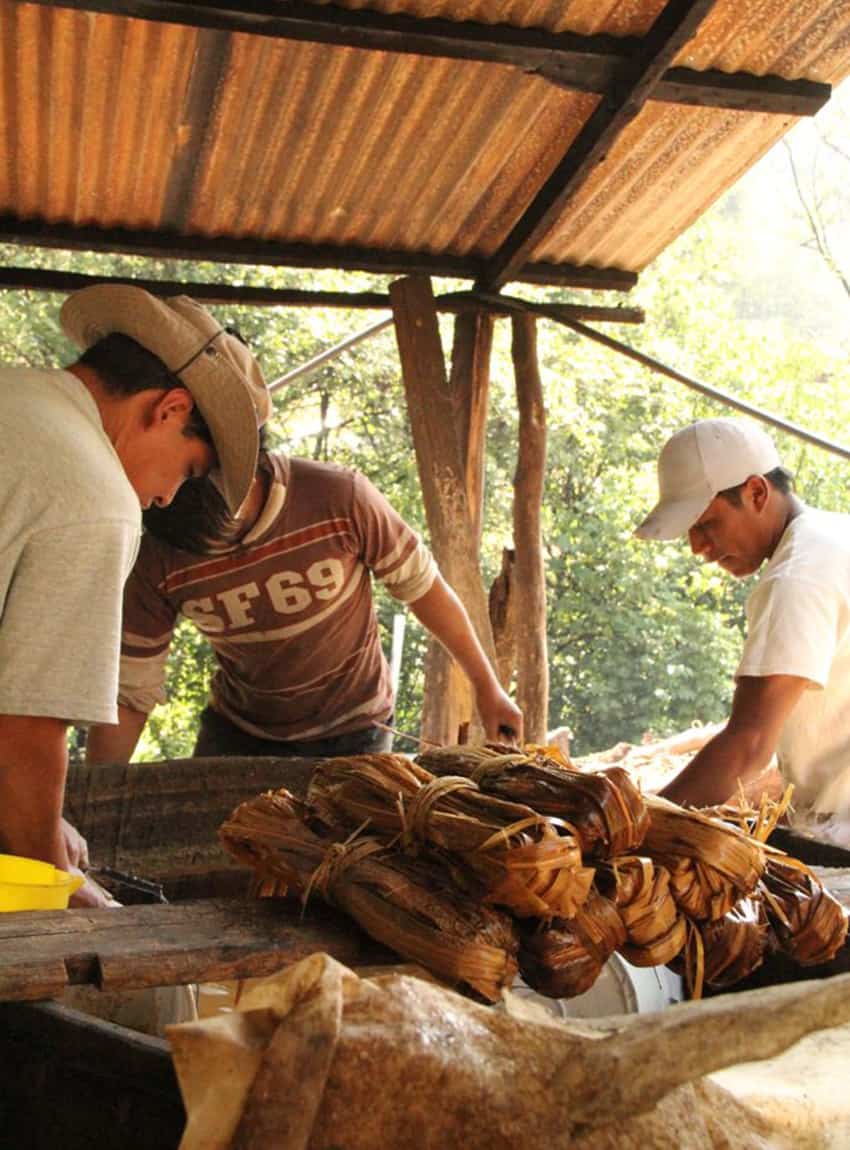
[64,755,318,897]
[390,275,497,745]
[0,1000,184,1150]
[510,313,549,742]
[0,897,392,1003]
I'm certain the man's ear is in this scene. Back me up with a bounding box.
[746,475,771,513]
[152,387,195,425]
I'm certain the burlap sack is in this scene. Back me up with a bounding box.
[168,954,850,1150]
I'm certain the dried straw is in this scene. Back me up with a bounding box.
[220,788,519,1002]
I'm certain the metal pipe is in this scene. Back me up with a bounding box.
[269,316,393,392]
[478,291,850,463]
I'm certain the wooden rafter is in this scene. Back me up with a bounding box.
[28,0,830,117]
[479,0,723,290]
[0,267,646,322]
[0,217,637,291]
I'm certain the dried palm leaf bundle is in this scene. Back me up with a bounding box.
[416,743,649,858]
[698,896,769,990]
[219,788,519,1002]
[518,919,602,999]
[596,856,687,967]
[760,857,848,966]
[308,754,594,920]
[642,796,766,921]
[517,887,627,998]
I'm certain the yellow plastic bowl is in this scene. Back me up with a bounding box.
[0,853,84,911]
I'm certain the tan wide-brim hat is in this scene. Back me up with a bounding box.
[60,284,272,513]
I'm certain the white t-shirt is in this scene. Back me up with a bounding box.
[0,366,141,724]
[737,508,850,840]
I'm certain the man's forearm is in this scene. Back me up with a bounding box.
[0,715,70,868]
[86,704,148,765]
[660,727,770,807]
[408,576,498,691]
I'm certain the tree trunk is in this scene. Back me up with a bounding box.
[390,277,494,745]
[511,314,549,742]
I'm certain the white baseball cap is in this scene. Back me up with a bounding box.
[635,418,782,540]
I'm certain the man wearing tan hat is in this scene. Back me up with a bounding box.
[636,417,850,844]
[0,284,270,906]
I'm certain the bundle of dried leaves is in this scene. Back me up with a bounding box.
[760,857,848,966]
[416,743,649,858]
[597,856,687,967]
[308,754,594,920]
[219,788,519,1002]
[642,797,766,921]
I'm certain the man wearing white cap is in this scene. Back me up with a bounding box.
[0,285,270,905]
[636,417,850,844]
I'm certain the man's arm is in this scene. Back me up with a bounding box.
[86,704,149,765]
[0,714,111,907]
[660,674,810,807]
[408,573,523,742]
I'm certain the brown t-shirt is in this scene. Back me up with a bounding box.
[119,454,436,741]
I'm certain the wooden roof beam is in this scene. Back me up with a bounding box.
[0,267,645,323]
[479,0,723,291]
[0,218,638,291]
[28,1,830,118]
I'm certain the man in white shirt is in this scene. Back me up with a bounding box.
[0,285,271,905]
[636,417,850,844]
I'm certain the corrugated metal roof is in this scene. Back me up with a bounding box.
[2,0,850,283]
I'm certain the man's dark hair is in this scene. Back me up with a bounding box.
[77,332,213,445]
[143,429,270,555]
[717,466,795,507]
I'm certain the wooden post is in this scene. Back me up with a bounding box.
[390,276,495,745]
[489,546,517,690]
[511,314,549,742]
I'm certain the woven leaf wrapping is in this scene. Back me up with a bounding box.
[417,744,649,858]
[642,797,766,921]
[761,857,848,966]
[598,856,687,967]
[308,754,595,920]
[699,896,769,989]
[219,788,519,1002]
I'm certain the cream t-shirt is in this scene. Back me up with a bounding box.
[737,508,850,840]
[0,366,140,724]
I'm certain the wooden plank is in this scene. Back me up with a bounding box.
[0,898,391,1002]
[0,216,637,291]
[510,314,549,743]
[480,0,723,290]
[64,756,318,897]
[29,1,829,116]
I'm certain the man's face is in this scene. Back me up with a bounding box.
[120,392,217,510]
[687,489,768,578]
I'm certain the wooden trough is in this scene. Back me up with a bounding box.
[0,757,397,1150]
[3,755,850,1150]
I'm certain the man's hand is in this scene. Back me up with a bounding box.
[474,682,524,745]
[69,871,120,909]
[62,818,89,870]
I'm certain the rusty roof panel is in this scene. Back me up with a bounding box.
[184,35,596,257]
[2,0,850,281]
